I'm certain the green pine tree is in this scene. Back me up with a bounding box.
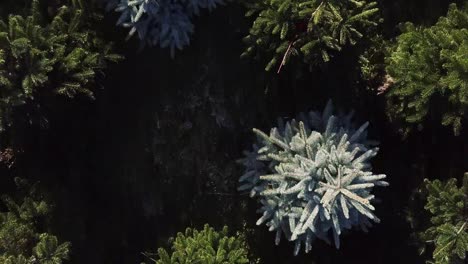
[411,174,468,264]
[384,3,468,136]
[0,0,121,132]
[0,178,71,264]
[242,0,381,72]
[144,224,256,264]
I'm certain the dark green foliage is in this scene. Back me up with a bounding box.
[242,0,381,72]
[0,0,121,131]
[145,224,253,264]
[385,3,468,136]
[359,34,391,93]
[0,178,71,263]
[415,174,468,264]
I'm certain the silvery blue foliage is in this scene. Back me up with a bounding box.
[238,100,389,255]
[105,0,224,54]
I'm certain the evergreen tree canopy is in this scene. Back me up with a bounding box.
[0,0,121,132]
[0,178,71,264]
[239,100,388,255]
[241,0,381,72]
[418,174,468,264]
[145,224,252,264]
[106,0,224,54]
[385,3,468,136]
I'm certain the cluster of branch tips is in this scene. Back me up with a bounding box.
[239,100,388,255]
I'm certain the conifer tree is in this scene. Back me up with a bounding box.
[0,178,71,264]
[241,0,381,72]
[105,0,224,54]
[414,174,468,264]
[144,224,254,264]
[0,0,121,131]
[239,100,388,255]
[384,3,468,136]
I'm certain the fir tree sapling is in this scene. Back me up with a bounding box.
[0,178,71,264]
[0,0,121,131]
[144,224,255,264]
[105,0,224,54]
[383,4,468,136]
[238,100,388,255]
[241,0,381,72]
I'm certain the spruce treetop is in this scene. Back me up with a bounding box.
[384,3,468,136]
[239,100,388,255]
[0,0,121,132]
[145,224,253,264]
[106,0,224,54]
[418,174,468,264]
[0,178,71,264]
[242,0,381,72]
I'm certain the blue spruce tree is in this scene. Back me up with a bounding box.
[106,0,224,54]
[239,100,388,255]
